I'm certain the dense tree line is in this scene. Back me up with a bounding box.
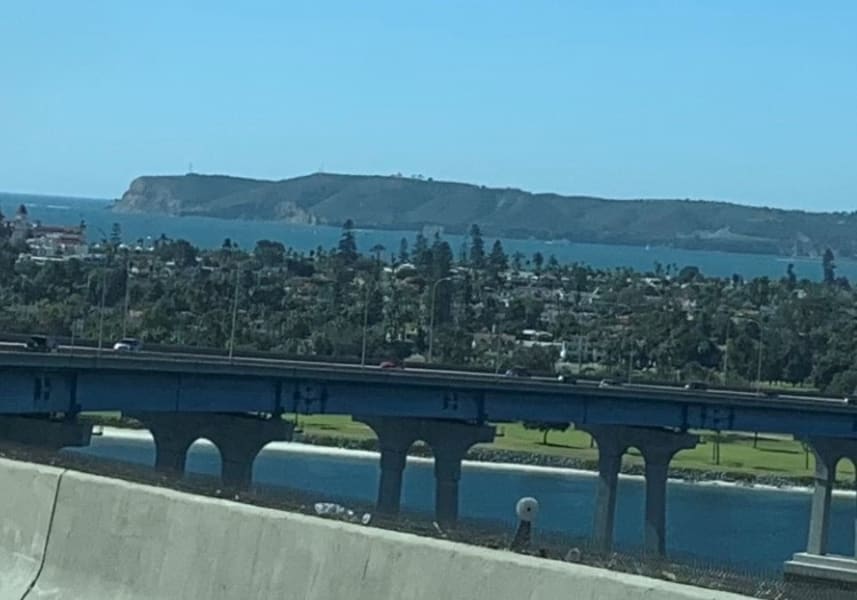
[1,216,856,395]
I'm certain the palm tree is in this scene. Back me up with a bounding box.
[370,244,386,265]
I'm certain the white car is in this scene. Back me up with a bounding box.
[112,338,143,352]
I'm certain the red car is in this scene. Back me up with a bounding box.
[379,360,404,370]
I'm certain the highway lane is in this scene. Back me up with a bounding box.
[1,342,854,413]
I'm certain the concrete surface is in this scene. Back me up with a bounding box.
[0,459,63,600]
[0,460,753,599]
[785,552,857,588]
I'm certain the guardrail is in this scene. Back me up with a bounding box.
[0,331,841,403]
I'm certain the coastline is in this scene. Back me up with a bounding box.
[95,426,855,498]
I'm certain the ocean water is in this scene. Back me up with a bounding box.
[68,431,856,572]
[1,192,851,282]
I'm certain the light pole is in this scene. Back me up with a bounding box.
[428,275,455,363]
[97,266,107,354]
[727,316,764,392]
[122,256,131,337]
[95,226,110,354]
[228,266,240,361]
[361,279,373,367]
[590,301,634,377]
[492,323,502,374]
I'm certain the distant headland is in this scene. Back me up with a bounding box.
[113,172,857,258]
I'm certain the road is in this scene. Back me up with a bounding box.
[0,340,851,412]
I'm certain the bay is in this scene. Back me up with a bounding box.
[67,431,856,572]
[2,192,851,282]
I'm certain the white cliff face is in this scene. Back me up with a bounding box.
[272,200,318,225]
[114,177,185,215]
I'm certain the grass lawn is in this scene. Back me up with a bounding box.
[292,414,857,484]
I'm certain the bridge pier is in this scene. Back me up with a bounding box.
[0,415,92,450]
[132,412,294,488]
[584,426,697,556]
[785,436,857,588]
[357,417,494,526]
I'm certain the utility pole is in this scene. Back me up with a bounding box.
[122,258,131,337]
[97,266,107,354]
[228,267,240,361]
[361,280,372,367]
[627,344,634,383]
[428,276,454,363]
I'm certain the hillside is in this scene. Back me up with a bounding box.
[114,173,857,257]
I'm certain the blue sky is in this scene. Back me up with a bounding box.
[1,1,855,210]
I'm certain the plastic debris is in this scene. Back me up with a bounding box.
[313,502,372,525]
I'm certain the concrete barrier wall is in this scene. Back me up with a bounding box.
[0,462,751,600]
[0,459,63,600]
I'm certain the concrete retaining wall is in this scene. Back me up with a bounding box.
[0,460,751,599]
[0,459,63,600]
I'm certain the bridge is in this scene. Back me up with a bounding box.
[1,346,856,582]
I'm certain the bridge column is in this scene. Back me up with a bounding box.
[805,438,842,556]
[426,422,494,527]
[357,417,418,516]
[357,417,494,525]
[144,418,198,475]
[637,431,697,556]
[206,415,294,488]
[785,436,857,587]
[582,427,626,553]
[131,412,293,487]
[584,426,697,556]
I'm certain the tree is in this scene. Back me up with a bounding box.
[155,239,197,268]
[222,238,233,250]
[253,240,286,267]
[370,244,386,265]
[785,263,797,290]
[468,224,485,268]
[678,265,701,283]
[823,248,836,284]
[413,233,430,271]
[532,251,544,275]
[398,238,409,263]
[338,219,358,265]
[488,240,508,273]
[523,421,570,445]
[430,234,453,280]
[109,222,122,248]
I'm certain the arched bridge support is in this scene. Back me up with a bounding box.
[130,412,294,488]
[356,416,494,527]
[582,425,697,557]
[785,436,857,588]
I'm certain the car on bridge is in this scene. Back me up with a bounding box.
[113,337,143,352]
[379,359,404,370]
[25,335,58,353]
[504,367,532,378]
